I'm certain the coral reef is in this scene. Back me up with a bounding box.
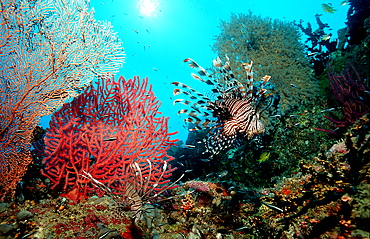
[1,1,369,238]
[213,12,320,115]
[180,114,369,238]
[0,114,368,238]
[248,114,370,238]
[0,197,135,239]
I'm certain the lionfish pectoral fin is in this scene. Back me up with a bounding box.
[191,73,206,83]
[172,81,211,103]
[211,89,220,93]
[189,126,202,131]
[178,109,188,115]
[173,89,181,95]
[171,82,180,86]
[178,109,200,117]
[183,58,198,67]
[202,119,211,128]
[171,82,191,89]
[184,117,201,126]
[173,99,191,105]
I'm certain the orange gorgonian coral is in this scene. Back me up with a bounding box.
[0,0,125,200]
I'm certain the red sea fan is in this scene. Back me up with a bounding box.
[42,76,178,202]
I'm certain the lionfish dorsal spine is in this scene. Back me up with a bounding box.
[240,61,254,99]
[214,57,248,99]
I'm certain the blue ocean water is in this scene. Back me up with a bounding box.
[41,0,349,141]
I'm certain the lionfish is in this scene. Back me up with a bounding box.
[171,56,271,156]
[81,160,183,223]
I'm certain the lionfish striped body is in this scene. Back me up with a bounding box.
[172,57,270,155]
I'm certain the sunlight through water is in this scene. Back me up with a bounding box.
[138,0,159,17]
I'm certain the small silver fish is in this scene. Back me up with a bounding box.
[307,52,319,56]
[181,144,196,149]
[206,172,215,177]
[198,158,210,162]
[234,226,248,231]
[290,84,298,88]
[321,35,331,41]
[218,170,228,178]
[104,137,117,141]
[320,107,339,113]
[98,229,117,239]
[21,231,36,238]
[261,201,284,213]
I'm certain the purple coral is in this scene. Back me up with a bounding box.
[328,63,369,126]
[314,63,369,135]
